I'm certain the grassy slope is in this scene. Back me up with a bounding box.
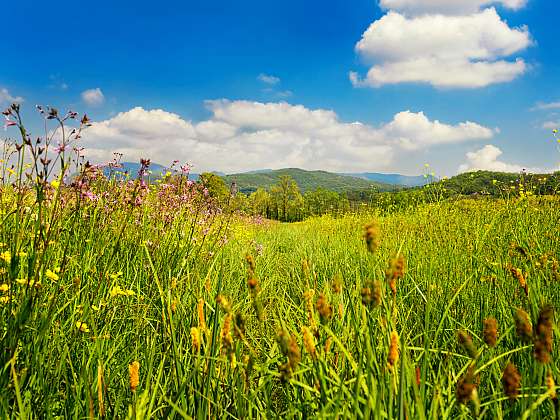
[3,190,560,417]
[223,168,396,193]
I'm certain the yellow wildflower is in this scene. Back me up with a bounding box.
[109,285,135,297]
[0,284,9,292]
[45,269,59,281]
[0,296,9,304]
[76,321,90,333]
[0,251,11,263]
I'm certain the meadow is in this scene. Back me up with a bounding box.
[1,105,559,418]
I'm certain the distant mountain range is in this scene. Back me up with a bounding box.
[344,172,430,187]
[105,163,428,193]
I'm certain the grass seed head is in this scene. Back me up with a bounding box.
[458,330,478,359]
[387,331,399,369]
[364,221,380,253]
[456,363,478,405]
[514,308,533,343]
[316,293,333,324]
[301,326,316,360]
[534,305,554,364]
[483,318,498,348]
[191,327,201,353]
[128,361,140,393]
[547,372,557,400]
[502,363,521,400]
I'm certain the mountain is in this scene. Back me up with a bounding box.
[102,162,200,181]
[223,168,397,194]
[345,172,429,187]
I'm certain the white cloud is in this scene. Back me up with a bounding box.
[81,88,105,106]
[257,74,280,85]
[459,144,526,172]
[379,0,527,16]
[352,8,531,88]
[0,88,24,105]
[80,101,493,173]
[532,101,560,111]
[542,121,560,130]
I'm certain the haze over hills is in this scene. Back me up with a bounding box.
[222,168,398,194]
[345,172,430,187]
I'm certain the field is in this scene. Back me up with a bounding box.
[1,151,559,418]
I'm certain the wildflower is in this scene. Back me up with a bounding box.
[456,363,478,405]
[534,305,554,364]
[76,321,90,333]
[364,220,380,253]
[0,251,11,263]
[387,331,399,369]
[191,327,201,353]
[51,179,61,189]
[109,285,135,297]
[0,283,9,292]
[302,326,317,360]
[45,269,59,281]
[458,330,478,359]
[109,271,123,280]
[502,363,521,400]
[129,361,140,392]
[0,296,9,304]
[483,318,498,347]
[513,308,532,342]
[15,278,40,287]
[316,293,333,324]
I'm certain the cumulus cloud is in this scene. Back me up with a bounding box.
[532,101,560,111]
[0,87,24,105]
[379,0,527,16]
[459,144,527,172]
[542,121,560,130]
[81,88,105,106]
[351,7,531,88]
[80,100,493,173]
[257,74,280,85]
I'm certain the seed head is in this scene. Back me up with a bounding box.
[546,372,557,400]
[458,330,478,359]
[364,221,380,253]
[129,361,140,392]
[191,327,201,353]
[534,305,554,364]
[513,308,532,343]
[483,318,498,348]
[386,254,405,296]
[197,298,207,332]
[502,363,521,400]
[316,293,333,324]
[301,326,316,360]
[456,363,478,405]
[387,331,399,369]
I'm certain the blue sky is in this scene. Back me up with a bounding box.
[2,0,559,175]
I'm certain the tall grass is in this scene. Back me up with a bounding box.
[1,105,559,418]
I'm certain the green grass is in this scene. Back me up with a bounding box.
[1,171,559,419]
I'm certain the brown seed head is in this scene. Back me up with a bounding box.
[456,364,478,405]
[502,363,521,400]
[316,293,333,324]
[458,330,478,359]
[483,318,498,347]
[302,326,317,360]
[514,308,533,343]
[534,305,554,364]
[364,220,380,253]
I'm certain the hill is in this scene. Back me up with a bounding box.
[223,168,396,194]
[345,172,429,187]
